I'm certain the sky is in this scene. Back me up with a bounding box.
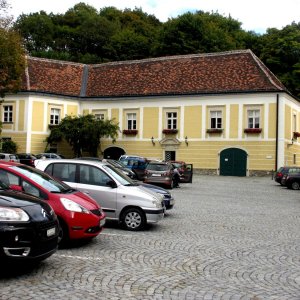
[6,0,300,34]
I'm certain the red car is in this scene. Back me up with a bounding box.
[0,161,106,244]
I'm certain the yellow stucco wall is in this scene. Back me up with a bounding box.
[32,101,44,131]
[268,103,277,139]
[230,104,239,138]
[184,106,202,138]
[31,134,48,154]
[285,105,291,139]
[67,105,78,116]
[143,107,159,139]
[111,109,119,124]
[18,100,25,131]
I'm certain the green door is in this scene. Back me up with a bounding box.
[220,148,247,176]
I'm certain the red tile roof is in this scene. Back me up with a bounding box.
[22,50,288,98]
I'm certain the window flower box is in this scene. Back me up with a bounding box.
[293,132,300,138]
[244,128,262,134]
[122,129,138,135]
[206,128,223,134]
[162,129,178,134]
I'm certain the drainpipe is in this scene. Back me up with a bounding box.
[275,94,279,171]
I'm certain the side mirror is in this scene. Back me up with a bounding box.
[10,184,23,192]
[106,180,117,188]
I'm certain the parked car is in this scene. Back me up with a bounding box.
[119,155,149,180]
[144,161,175,189]
[170,160,193,183]
[17,153,37,167]
[35,159,165,231]
[274,166,300,185]
[0,162,106,243]
[103,159,137,179]
[0,153,19,162]
[0,181,59,263]
[35,153,64,159]
[281,167,300,190]
[140,183,175,209]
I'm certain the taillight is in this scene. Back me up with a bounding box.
[278,172,283,177]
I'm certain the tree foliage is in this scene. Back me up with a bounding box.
[46,114,119,157]
[0,0,25,98]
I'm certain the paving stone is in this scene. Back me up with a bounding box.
[0,175,299,299]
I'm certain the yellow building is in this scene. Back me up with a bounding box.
[2,50,300,176]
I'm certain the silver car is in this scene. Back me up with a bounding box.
[35,159,165,231]
[0,153,19,162]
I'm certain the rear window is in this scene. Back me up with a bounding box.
[147,164,169,171]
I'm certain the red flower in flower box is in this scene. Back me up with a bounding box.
[206,128,223,134]
[122,129,138,135]
[293,132,300,138]
[162,129,178,134]
[244,128,262,134]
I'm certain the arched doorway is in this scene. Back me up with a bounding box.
[103,147,125,160]
[220,148,247,176]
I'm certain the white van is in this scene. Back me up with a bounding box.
[35,159,165,231]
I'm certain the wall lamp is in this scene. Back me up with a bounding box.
[151,136,155,145]
[185,136,188,146]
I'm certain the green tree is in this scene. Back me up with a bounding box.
[0,0,25,98]
[259,22,300,97]
[46,114,119,157]
[2,139,17,153]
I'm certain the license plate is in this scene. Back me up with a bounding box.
[100,218,106,227]
[47,227,56,237]
[152,174,161,177]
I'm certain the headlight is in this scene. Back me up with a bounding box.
[60,198,90,214]
[152,199,162,208]
[0,206,30,222]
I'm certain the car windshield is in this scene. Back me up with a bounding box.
[102,164,137,186]
[10,165,73,193]
[106,159,126,168]
[147,164,170,171]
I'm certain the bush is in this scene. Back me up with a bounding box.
[1,140,18,153]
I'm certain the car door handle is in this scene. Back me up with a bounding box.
[82,190,90,194]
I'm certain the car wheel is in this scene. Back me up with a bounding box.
[58,218,69,246]
[291,181,300,190]
[121,208,146,231]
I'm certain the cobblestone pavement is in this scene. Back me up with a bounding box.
[1,175,300,300]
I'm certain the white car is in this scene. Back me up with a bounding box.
[0,153,19,162]
[35,159,165,231]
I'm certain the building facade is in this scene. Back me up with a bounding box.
[1,50,300,175]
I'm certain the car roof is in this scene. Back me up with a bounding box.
[35,158,107,167]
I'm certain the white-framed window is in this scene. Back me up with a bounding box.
[127,113,136,130]
[248,109,260,128]
[166,112,177,129]
[210,111,222,129]
[50,108,61,125]
[3,105,13,123]
[95,113,105,120]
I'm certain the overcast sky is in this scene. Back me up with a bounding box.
[7,0,300,34]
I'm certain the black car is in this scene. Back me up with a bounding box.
[17,153,37,167]
[275,166,300,185]
[281,168,300,190]
[0,182,59,263]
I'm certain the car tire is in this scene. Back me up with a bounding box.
[291,181,300,190]
[121,208,146,231]
[58,218,69,246]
